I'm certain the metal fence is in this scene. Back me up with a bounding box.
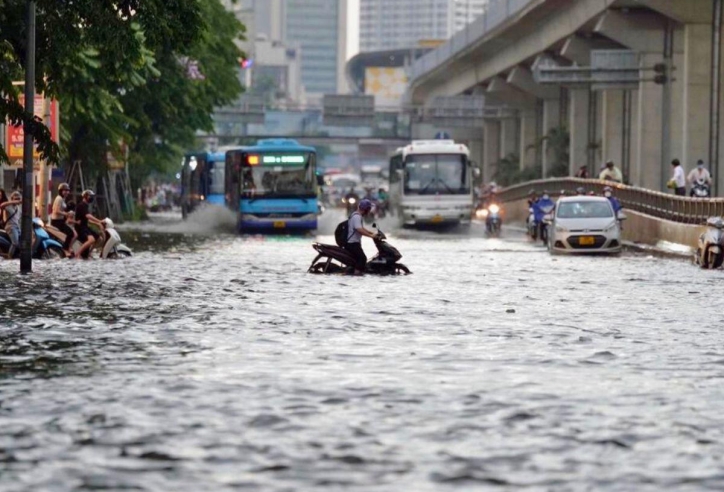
[497,178,724,225]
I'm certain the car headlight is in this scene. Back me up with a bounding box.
[476,209,489,219]
[604,222,618,232]
[555,225,568,233]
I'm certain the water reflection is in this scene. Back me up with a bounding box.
[1,212,724,490]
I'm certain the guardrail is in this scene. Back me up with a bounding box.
[497,178,724,225]
[410,0,535,82]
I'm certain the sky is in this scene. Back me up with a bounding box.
[347,0,359,60]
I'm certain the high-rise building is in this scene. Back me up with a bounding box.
[253,0,349,97]
[359,0,488,52]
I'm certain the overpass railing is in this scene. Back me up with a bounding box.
[410,0,536,82]
[497,178,724,225]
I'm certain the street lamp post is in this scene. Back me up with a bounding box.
[20,0,36,273]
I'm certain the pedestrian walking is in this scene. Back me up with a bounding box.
[668,159,686,196]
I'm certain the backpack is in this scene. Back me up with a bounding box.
[334,212,357,247]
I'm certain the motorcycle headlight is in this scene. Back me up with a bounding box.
[349,198,356,204]
[476,209,489,219]
[488,204,500,214]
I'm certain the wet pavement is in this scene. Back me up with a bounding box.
[2,208,724,491]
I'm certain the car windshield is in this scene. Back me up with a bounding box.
[242,153,315,197]
[404,154,469,195]
[557,201,613,219]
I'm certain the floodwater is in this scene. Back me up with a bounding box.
[2,208,724,491]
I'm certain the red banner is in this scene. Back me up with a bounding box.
[5,95,59,165]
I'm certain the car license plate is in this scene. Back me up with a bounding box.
[273,221,286,228]
[431,215,444,224]
[579,236,595,245]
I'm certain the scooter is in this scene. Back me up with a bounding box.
[45,218,132,259]
[691,180,711,198]
[695,216,724,269]
[0,218,65,259]
[535,203,555,244]
[308,224,411,275]
[98,218,133,259]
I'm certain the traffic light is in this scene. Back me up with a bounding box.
[653,63,667,85]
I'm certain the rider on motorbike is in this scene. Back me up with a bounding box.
[532,191,555,229]
[75,190,106,259]
[344,199,379,275]
[603,186,622,214]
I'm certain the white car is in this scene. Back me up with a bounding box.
[548,196,623,254]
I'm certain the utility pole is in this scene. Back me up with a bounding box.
[20,0,36,273]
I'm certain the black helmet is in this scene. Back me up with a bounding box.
[58,182,70,193]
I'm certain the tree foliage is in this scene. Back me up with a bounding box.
[0,0,245,186]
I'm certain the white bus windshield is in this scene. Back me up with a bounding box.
[403,154,469,195]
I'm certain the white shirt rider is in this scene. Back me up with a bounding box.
[688,162,712,186]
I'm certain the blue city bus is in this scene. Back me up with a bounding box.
[225,139,321,232]
[181,151,227,218]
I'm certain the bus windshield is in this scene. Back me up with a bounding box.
[242,152,316,197]
[403,154,469,195]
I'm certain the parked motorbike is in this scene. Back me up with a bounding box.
[0,218,65,259]
[691,179,711,198]
[695,216,724,269]
[308,224,411,275]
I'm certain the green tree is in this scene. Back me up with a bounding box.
[0,0,245,188]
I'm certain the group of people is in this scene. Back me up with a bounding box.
[669,159,712,196]
[0,184,105,259]
[527,185,623,221]
[576,158,714,197]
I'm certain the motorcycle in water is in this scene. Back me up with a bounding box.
[342,194,359,216]
[308,224,411,275]
[533,202,555,244]
[45,218,132,259]
[695,216,724,269]
[691,179,711,198]
[0,218,65,259]
[98,218,133,259]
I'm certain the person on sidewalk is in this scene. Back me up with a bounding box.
[0,191,22,259]
[668,159,686,196]
[599,161,623,183]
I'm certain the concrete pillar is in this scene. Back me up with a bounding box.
[636,53,664,190]
[569,89,589,176]
[683,22,712,171]
[519,109,538,169]
[483,120,501,183]
[500,118,517,159]
[602,90,624,167]
[542,98,560,177]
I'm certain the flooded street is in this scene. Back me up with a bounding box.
[2,210,724,491]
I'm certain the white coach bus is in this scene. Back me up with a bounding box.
[388,140,476,228]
